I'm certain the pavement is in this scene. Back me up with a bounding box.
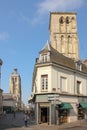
[33,120,87,130]
[0,112,87,130]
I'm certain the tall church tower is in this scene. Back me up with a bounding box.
[10,68,21,110]
[49,12,79,60]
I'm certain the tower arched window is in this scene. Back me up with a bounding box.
[68,35,71,43]
[72,17,74,20]
[61,35,65,53]
[59,17,64,24]
[66,17,70,24]
[68,35,72,54]
[61,35,64,42]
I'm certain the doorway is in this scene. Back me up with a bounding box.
[41,107,49,123]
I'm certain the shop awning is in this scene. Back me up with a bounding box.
[60,102,73,109]
[80,102,87,108]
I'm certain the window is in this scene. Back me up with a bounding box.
[75,61,82,71]
[68,35,72,54]
[77,81,81,94]
[72,17,75,20]
[15,77,17,82]
[41,54,48,62]
[61,35,65,53]
[12,77,14,83]
[60,77,67,92]
[12,77,17,83]
[66,17,69,24]
[59,17,64,24]
[41,75,48,91]
[61,35,64,42]
[77,64,82,71]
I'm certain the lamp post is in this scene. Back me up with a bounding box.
[0,59,3,89]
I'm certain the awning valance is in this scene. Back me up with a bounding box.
[80,102,87,108]
[60,102,73,109]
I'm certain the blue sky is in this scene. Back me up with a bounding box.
[0,0,87,105]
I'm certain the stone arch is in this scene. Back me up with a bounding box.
[68,35,72,54]
[61,35,65,53]
[71,17,76,29]
[59,17,65,32]
[66,16,70,24]
[59,16,64,24]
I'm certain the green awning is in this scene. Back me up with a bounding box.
[80,102,87,108]
[60,102,73,109]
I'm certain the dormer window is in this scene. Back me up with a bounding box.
[75,61,82,71]
[39,52,50,63]
[76,63,82,71]
[77,64,82,71]
[41,54,48,63]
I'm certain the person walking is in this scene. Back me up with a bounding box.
[24,112,29,127]
[13,111,16,119]
[3,110,6,116]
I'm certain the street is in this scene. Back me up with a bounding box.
[0,112,87,130]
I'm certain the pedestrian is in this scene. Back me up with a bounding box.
[24,113,29,127]
[13,111,15,118]
[3,110,6,116]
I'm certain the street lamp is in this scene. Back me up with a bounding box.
[0,59,3,89]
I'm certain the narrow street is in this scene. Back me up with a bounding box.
[0,112,36,130]
[0,112,87,130]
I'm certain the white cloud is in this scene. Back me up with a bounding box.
[0,32,10,41]
[33,0,84,24]
[37,0,84,14]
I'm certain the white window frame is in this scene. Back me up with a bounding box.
[60,76,67,92]
[41,54,48,62]
[41,75,48,91]
[76,62,82,71]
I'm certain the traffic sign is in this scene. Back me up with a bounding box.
[48,94,59,101]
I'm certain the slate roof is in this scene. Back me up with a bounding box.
[38,43,87,73]
[50,45,75,69]
[3,94,14,100]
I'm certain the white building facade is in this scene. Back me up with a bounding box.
[29,12,87,125]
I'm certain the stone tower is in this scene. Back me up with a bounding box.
[49,12,79,60]
[10,68,21,110]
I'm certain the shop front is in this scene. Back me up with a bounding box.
[35,94,75,125]
[35,94,50,124]
[78,102,87,120]
[58,102,73,124]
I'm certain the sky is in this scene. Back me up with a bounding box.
[0,0,87,106]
